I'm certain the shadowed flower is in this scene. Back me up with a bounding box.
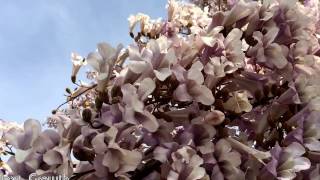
[164,146,206,180]
[91,126,142,177]
[247,26,288,69]
[174,120,216,150]
[201,28,245,71]
[203,110,225,126]
[4,119,70,178]
[120,79,159,132]
[202,139,244,180]
[223,90,252,113]
[173,61,215,105]
[263,142,311,180]
[285,111,320,152]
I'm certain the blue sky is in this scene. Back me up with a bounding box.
[0,0,166,123]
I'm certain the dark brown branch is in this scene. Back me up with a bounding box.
[70,169,95,180]
[130,159,161,180]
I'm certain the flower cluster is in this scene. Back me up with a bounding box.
[1,0,320,179]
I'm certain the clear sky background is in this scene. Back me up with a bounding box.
[0,0,166,124]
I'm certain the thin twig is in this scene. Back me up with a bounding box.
[55,84,97,111]
[4,151,15,156]
[4,144,14,155]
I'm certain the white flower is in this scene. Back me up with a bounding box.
[0,119,22,139]
[128,13,150,34]
[71,52,86,83]
[86,43,123,92]
[167,0,178,21]
[128,15,138,33]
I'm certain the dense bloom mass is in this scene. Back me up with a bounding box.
[1,0,320,179]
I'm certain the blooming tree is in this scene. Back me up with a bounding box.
[1,0,320,179]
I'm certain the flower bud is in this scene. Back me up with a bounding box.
[95,97,103,110]
[263,85,270,97]
[82,108,92,123]
[130,32,134,38]
[271,84,278,96]
[71,76,76,83]
[65,88,72,94]
[99,92,109,104]
[254,90,262,101]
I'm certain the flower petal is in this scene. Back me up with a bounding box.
[137,78,156,101]
[204,110,225,126]
[266,43,288,69]
[201,36,216,47]
[97,42,116,60]
[223,0,253,26]
[225,28,243,47]
[264,26,279,45]
[171,64,187,82]
[102,150,120,172]
[87,52,102,71]
[173,84,193,102]
[15,148,32,163]
[128,61,149,74]
[292,157,311,171]
[118,149,142,173]
[92,133,108,154]
[190,84,215,105]
[154,146,171,163]
[154,68,172,81]
[187,61,204,84]
[43,150,63,165]
[186,167,206,180]
[215,139,232,157]
[285,142,306,157]
[136,110,159,132]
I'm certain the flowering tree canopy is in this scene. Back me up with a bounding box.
[1,0,320,179]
